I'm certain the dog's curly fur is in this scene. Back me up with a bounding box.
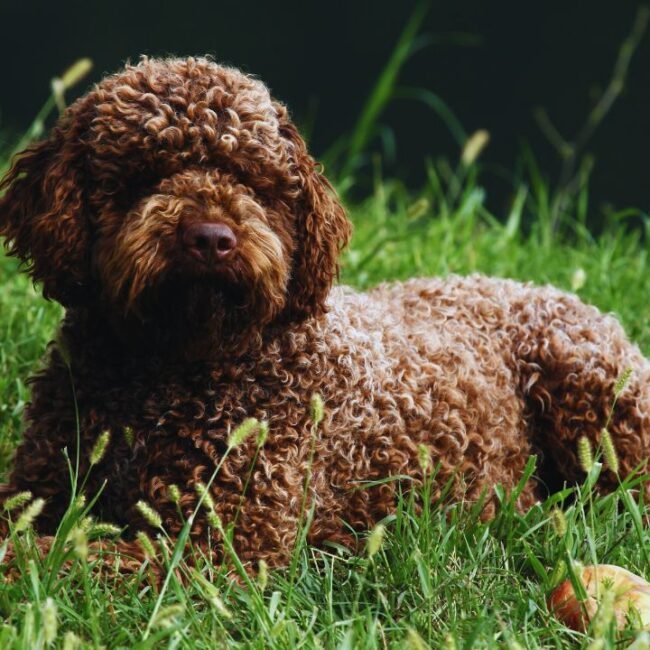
[1,57,649,574]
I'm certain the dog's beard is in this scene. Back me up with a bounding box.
[108,269,286,359]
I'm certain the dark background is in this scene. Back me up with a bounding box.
[1,0,648,215]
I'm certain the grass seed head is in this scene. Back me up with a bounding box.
[23,603,35,646]
[41,597,58,645]
[62,631,82,650]
[207,511,223,529]
[443,633,458,650]
[406,627,428,650]
[156,534,171,559]
[577,436,594,473]
[614,367,633,398]
[227,417,259,449]
[195,482,223,528]
[189,568,222,599]
[50,78,66,113]
[550,507,568,538]
[310,393,325,426]
[600,428,620,474]
[258,559,269,591]
[153,604,185,629]
[3,491,33,513]
[78,516,94,532]
[461,129,490,166]
[90,430,111,465]
[69,526,88,561]
[195,482,215,511]
[168,484,181,505]
[88,522,122,538]
[549,559,567,588]
[367,523,385,558]
[417,444,431,474]
[14,497,45,532]
[136,500,163,529]
[210,594,232,619]
[571,268,587,291]
[136,531,157,559]
[123,426,135,448]
[406,197,430,221]
[506,637,524,650]
[60,58,93,90]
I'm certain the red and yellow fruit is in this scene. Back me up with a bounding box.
[549,564,650,631]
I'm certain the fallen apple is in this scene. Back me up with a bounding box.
[549,564,650,632]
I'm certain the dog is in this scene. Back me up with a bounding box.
[0,57,648,575]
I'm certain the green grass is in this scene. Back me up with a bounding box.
[2,20,650,649]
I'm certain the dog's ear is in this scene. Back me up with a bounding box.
[0,125,91,306]
[276,104,352,320]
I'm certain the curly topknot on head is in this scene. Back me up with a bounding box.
[0,57,351,335]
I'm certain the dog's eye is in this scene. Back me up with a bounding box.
[116,181,161,213]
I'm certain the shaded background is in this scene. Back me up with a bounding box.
[1,0,648,215]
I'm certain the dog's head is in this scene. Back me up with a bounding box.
[0,57,351,344]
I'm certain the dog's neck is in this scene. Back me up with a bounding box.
[57,297,309,375]
[59,305,260,369]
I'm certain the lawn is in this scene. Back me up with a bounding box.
[1,20,650,650]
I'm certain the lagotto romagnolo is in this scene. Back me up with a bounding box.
[0,57,648,578]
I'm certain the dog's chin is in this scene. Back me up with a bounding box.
[133,272,245,326]
[111,268,283,357]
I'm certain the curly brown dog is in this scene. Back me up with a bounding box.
[0,57,648,575]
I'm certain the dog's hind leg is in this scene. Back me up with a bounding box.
[513,290,650,496]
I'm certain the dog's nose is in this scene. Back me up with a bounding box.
[183,222,237,262]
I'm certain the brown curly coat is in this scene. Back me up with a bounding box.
[0,57,648,575]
